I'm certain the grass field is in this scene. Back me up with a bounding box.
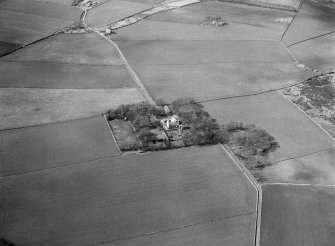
[114,19,284,41]
[2,145,257,246]
[263,148,335,184]
[131,62,313,102]
[288,33,335,73]
[0,88,145,130]
[103,214,256,246]
[0,61,137,89]
[0,117,120,176]
[0,0,80,49]
[0,0,81,21]
[1,33,124,65]
[261,184,335,246]
[282,0,335,46]
[86,0,151,27]
[202,91,334,163]
[117,40,293,65]
[114,0,295,42]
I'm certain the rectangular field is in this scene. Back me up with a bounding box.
[2,33,124,65]
[104,214,256,246]
[261,184,335,246]
[117,40,294,65]
[0,88,145,130]
[0,61,137,89]
[202,91,334,163]
[131,63,313,102]
[2,145,257,246]
[0,117,120,176]
[86,0,151,27]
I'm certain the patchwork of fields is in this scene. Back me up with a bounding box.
[0,0,334,245]
[1,145,257,246]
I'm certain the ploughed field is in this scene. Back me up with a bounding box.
[1,0,334,245]
[1,145,257,246]
[0,0,81,55]
[261,184,335,246]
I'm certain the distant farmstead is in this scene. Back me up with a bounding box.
[161,115,182,131]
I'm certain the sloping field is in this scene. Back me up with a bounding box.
[0,88,145,130]
[117,40,293,65]
[102,214,256,246]
[113,0,295,41]
[1,33,123,65]
[0,41,20,56]
[263,148,335,184]
[261,184,335,246]
[218,0,302,11]
[202,91,334,163]
[131,63,313,102]
[0,0,81,54]
[282,0,335,46]
[288,33,335,73]
[0,61,137,89]
[0,117,120,176]
[86,0,151,27]
[2,145,257,246]
[0,0,81,21]
[114,19,285,41]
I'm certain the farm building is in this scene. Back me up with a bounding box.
[161,114,182,130]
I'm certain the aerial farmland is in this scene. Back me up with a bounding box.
[0,0,334,246]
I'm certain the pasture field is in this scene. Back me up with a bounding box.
[0,26,46,46]
[282,0,335,46]
[1,33,124,65]
[116,40,293,65]
[0,88,145,130]
[131,63,313,102]
[114,0,295,41]
[0,0,80,51]
[0,116,120,176]
[114,19,284,41]
[2,145,257,246]
[261,184,335,246]
[0,61,137,89]
[103,214,256,246]
[263,148,335,184]
[288,33,335,73]
[0,0,81,21]
[202,91,334,163]
[86,0,151,27]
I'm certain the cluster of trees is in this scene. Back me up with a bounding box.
[105,99,279,178]
[170,98,230,146]
[222,122,279,178]
[106,102,168,150]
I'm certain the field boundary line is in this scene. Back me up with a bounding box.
[220,144,261,246]
[103,115,121,153]
[264,182,335,187]
[0,115,101,132]
[286,30,335,47]
[280,0,303,42]
[93,30,156,105]
[195,72,335,103]
[277,90,335,142]
[1,152,122,179]
[280,41,299,63]
[86,211,256,246]
[269,146,335,166]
